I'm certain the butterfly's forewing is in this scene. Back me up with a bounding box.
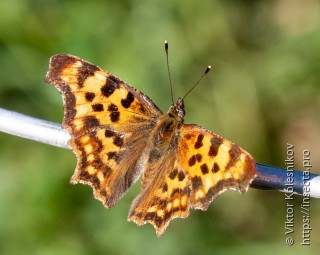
[178,124,256,210]
[45,54,163,207]
[46,54,162,134]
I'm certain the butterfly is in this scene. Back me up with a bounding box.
[45,52,256,236]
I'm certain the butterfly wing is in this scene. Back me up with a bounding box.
[128,123,256,236]
[128,142,190,236]
[45,54,163,207]
[178,124,256,210]
[46,54,162,134]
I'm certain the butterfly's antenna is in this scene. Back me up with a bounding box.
[165,40,174,104]
[182,65,211,100]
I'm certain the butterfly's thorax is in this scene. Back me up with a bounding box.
[152,116,179,148]
[150,98,185,149]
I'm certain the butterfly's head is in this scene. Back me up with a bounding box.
[167,97,185,123]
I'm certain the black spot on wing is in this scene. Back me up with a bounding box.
[225,145,241,170]
[108,104,118,111]
[121,92,135,108]
[107,151,117,160]
[77,62,99,88]
[200,164,209,174]
[92,103,104,112]
[188,155,196,166]
[208,137,223,157]
[178,171,185,181]
[110,112,120,122]
[169,168,178,180]
[195,153,202,162]
[101,77,119,97]
[162,183,168,192]
[85,92,95,102]
[191,176,203,190]
[212,162,220,173]
[84,116,100,129]
[113,135,124,147]
[194,134,204,149]
[105,129,116,137]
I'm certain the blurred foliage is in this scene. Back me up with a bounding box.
[0,0,320,254]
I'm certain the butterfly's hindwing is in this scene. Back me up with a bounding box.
[178,124,256,210]
[128,147,190,236]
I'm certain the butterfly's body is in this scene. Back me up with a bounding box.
[148,99,184,151]
[45,54,256,236]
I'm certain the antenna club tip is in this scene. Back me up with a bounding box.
[205,65,212,74]
[164,40,168,51]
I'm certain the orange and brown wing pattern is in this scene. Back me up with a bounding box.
[45,54,162,207]
[129,123,256,235]
[128,149,190,236]
[45,54,257,236]
[178,124,256,210]
[69,127,152,207]
[45,54,162,136]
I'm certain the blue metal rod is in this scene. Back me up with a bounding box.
[252,163,319,197]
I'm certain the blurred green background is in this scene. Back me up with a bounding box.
[0,0,319,254]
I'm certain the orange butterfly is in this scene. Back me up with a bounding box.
[45,51,256,236]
